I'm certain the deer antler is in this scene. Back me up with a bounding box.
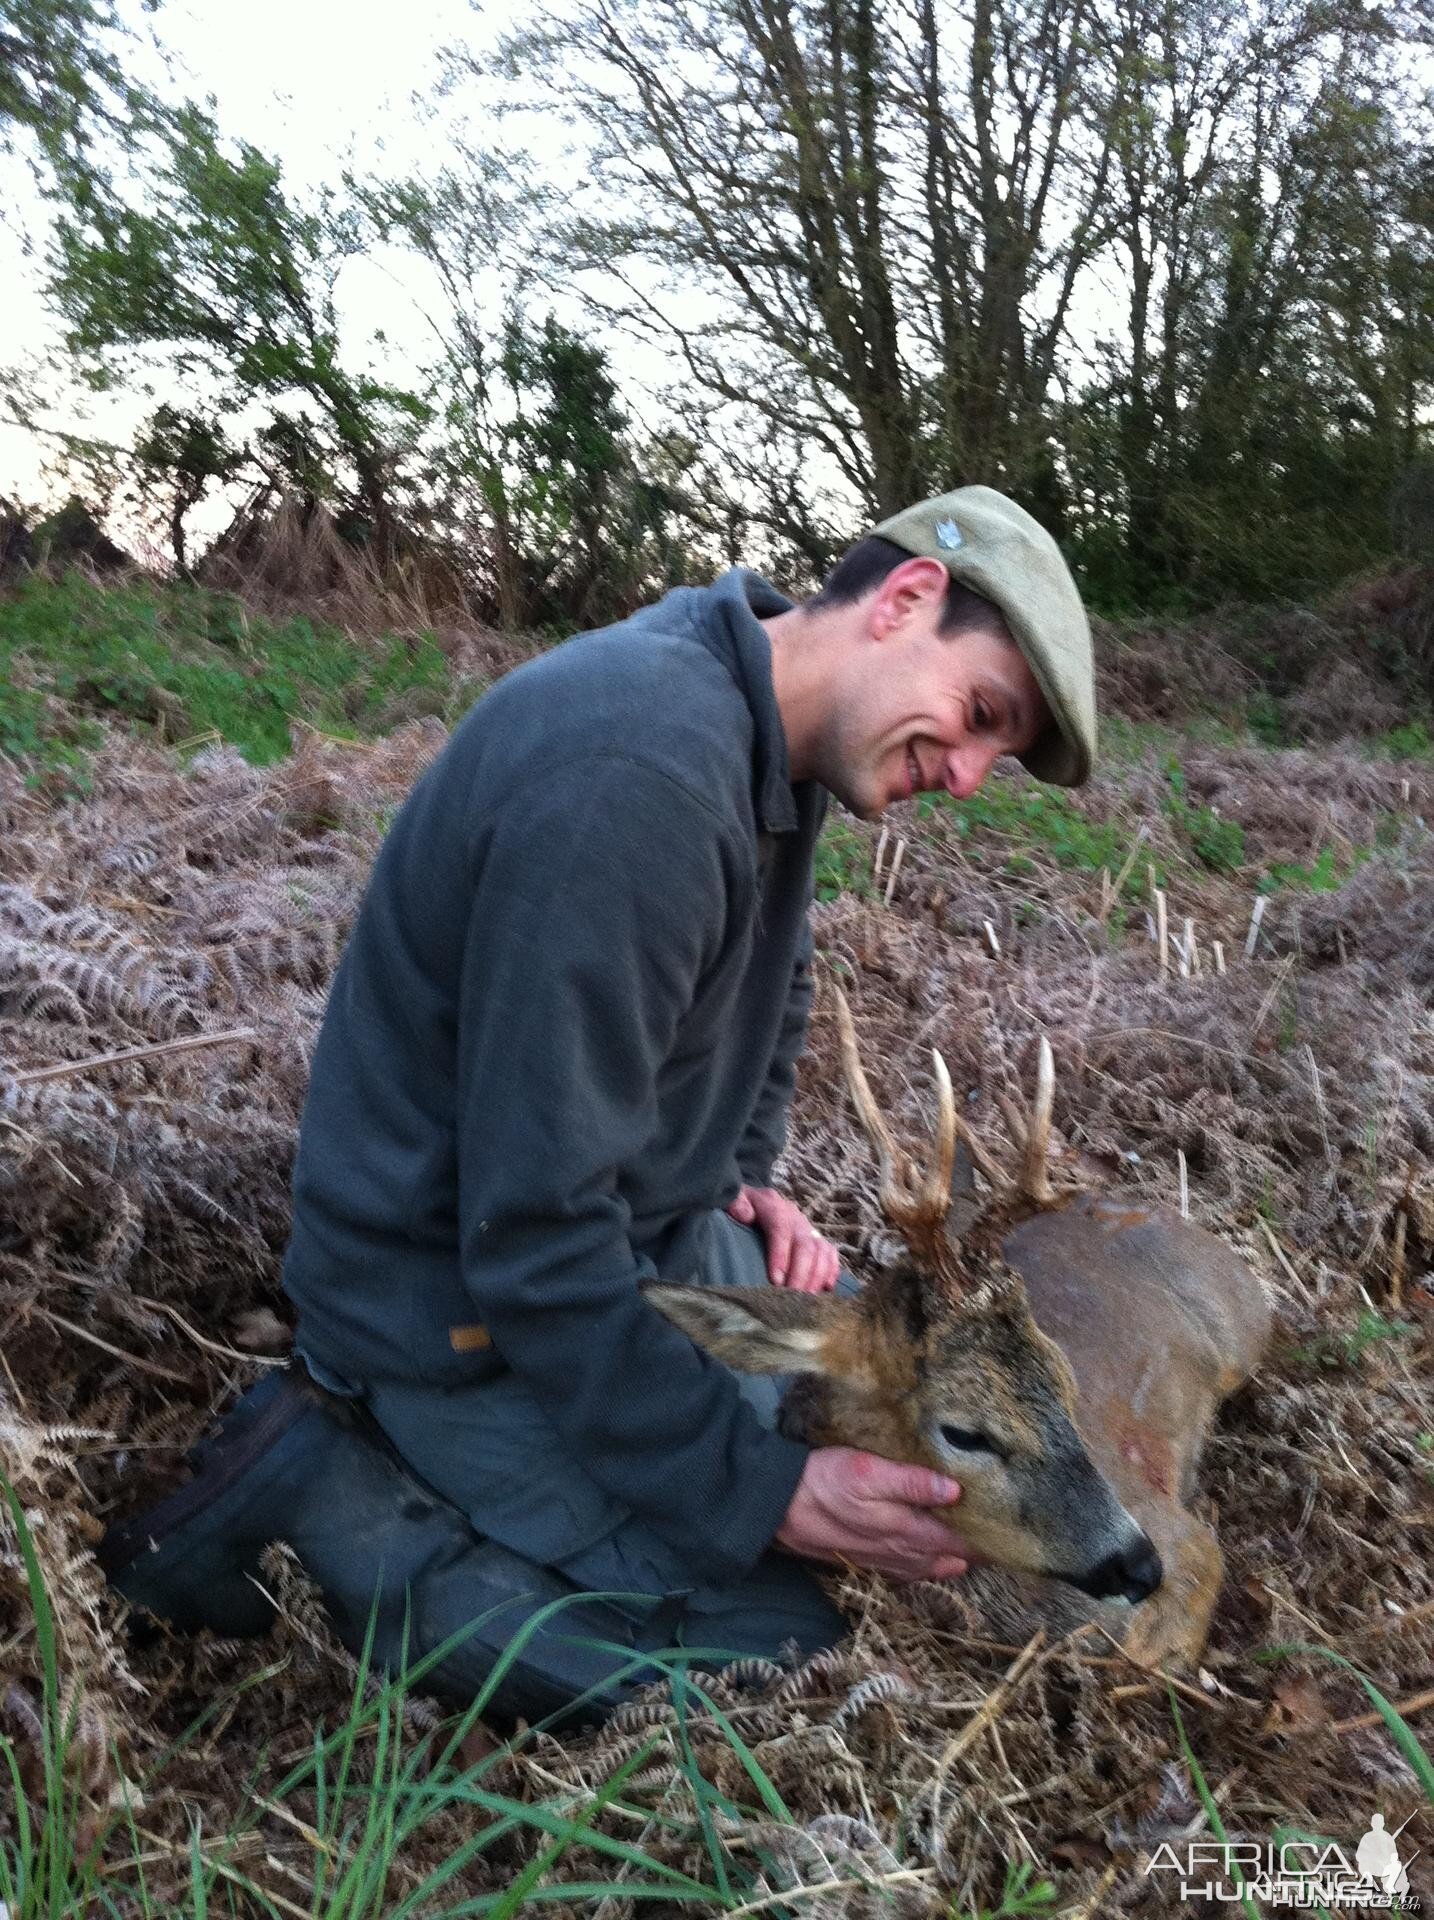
[927,1046,957,1214]
[832,982,918,1218]
[830,984,1004,1229]
[1020,1037,1056,1204]
[831,982,904,1202]
[997,1040,1059,1204]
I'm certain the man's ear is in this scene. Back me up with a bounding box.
[643,1283,857,1376]
[869,555,949,641]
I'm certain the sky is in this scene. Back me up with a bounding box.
[0,0,528,512]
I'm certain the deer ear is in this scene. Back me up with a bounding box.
[643,1283,852,1377]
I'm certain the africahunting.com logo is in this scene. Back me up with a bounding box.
[1147,1810,1422,1908]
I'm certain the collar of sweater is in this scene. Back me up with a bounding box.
[703,567,800,835]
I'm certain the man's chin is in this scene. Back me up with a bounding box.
[848,797,883,823]
[815,764,888,821]
[843,777,889,822]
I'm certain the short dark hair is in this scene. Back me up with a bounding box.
[805,535,1009,640]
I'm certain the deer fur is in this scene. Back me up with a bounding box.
[646,989,1270,1666]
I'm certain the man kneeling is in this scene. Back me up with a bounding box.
[107,488,1096,1724]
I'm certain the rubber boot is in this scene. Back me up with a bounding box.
[100,1368,699,1727]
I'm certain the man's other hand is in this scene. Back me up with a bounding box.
[774,1446,971,1582]
[726,1185,840,1292]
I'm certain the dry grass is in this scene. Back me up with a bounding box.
[0,703,1430,1914]
[1094,563,1434,740]
[196,495,461,641]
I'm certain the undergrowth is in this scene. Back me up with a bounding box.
[7,1468,1431,1917]
[1288,1306,1418,1372]
[1162,758,1247,872]
[2,574,1420,923]
[919,784,1136,880]
[0,1487,940,1916]
[1372,719,1434,760]
[815,817,875,900]
[3,587,1431,1914]
[0,573,469,787]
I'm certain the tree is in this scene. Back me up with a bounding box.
[48,104,429,567]
[483,0,1121,517]
[364,158,701,624]
[133,403,241,574]
[0,0,154,179]
[464,309,694,627]
[481,0,1432,602]
[1067,0,1434,600]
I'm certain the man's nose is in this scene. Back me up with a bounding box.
[942,745,1001,800]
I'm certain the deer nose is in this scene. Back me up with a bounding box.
[1078,1534,1163,1604]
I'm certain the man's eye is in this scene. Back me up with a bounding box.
[973,703,992,730]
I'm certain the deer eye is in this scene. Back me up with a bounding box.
[939,1425,1004,1457]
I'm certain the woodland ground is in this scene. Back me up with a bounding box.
[0,567,1431,1917]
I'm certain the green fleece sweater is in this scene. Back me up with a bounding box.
[282,570,826,1583]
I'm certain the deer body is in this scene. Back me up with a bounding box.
[648,996,1270,1666]
[997,1191,1269,1660]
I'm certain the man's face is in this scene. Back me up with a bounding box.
[811,564,1049,820]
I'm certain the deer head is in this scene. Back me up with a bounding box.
[646,989,1163,1606]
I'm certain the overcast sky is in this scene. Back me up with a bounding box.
[0,0,527,509]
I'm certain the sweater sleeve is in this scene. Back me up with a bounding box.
[735,918,814,1188]
[454,753,810,1584]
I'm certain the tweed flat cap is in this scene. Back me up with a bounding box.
[872,486,1096,786]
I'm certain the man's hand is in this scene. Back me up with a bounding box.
[726,1185,840,1292]
[775,1446,971,1582]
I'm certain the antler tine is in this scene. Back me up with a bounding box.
[1019,1035,1056,1204]
[831,983,904,1201]
[925,1049,958,1212]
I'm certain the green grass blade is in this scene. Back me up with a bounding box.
[379,1818,530,1920]
[0,1734,35,1912]
[190,1819,209,1920]
[316,1592,389,1917]
[517,1629,795,1824]
[404,1779,719,1894]
[482,1735,665,1920]
[1167,1684,1263,1920]
[679,1675,792,1826]
[1260,1644,1434,1802]
[667,1667,735,1903]
[3,1473,84,1919]
[265,1586,632,1805]
[448,1887,730,1911]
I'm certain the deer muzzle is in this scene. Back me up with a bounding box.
[1073,1531,1164,1605]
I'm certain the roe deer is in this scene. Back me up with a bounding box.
[646,990,1270,1665]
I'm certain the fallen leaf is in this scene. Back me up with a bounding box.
[1260,1675,1330,1735]
[1051,1836,1108,1871]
